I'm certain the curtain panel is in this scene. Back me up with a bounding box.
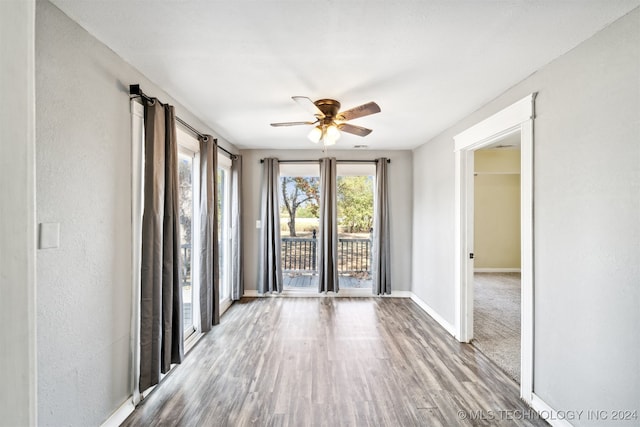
[372,158,391,295]
[230,155,244,300]
[199,135,220,332]
[139,100,184,393]
[318,157,339,293]
[259,158,283,293]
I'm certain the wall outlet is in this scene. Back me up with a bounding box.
[256,220,261,229]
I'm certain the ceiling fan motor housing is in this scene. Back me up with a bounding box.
[314,99,341,119]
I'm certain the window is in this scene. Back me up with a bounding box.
[176,129,234,334]
[177,128,200,339]
[218,155,232,312]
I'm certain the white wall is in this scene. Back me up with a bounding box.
[0,1,37,426]
[242,149,413,293]
[412,8,639,425]
[35,2,236,425]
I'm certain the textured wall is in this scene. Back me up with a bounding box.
[241,149,413,293]
[35,2,235,425]
[0,1,37,426]
[412,8,639,425]
[411,140,455,320]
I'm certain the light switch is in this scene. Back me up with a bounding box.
[256,220,261,229]
[39,222,60,249]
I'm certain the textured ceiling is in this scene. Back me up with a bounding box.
[51,0,639,150]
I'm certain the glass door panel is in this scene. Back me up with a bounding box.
[178,152,195,335]
[336,165,375,289]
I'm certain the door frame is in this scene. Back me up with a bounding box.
[453,93,536,403]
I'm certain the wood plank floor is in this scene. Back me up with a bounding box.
[122,298,547,426]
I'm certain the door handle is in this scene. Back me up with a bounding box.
[469,253,474,259]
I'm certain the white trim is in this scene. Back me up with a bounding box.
[129,99,144,406]
[453,93,536,404]
[0,2,37,423]
[520,117,535,401]
[176,125,199,153]
[530,394,574,427]
[218,151,232,168]
[387,291,412,298]
[218,160,233,304]
[184,331,204,354]
[100,399,135,427]
[410,293,457,337]
[474,268,521,273]
[176,143,201,334]
[220,298,233,314]
[454,94,534,150]
[191,150,201,333]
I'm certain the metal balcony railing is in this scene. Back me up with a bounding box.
[281,236,371,274]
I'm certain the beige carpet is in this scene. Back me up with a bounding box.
[472,272,521,383]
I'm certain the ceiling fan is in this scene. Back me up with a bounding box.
[270,96,381,146]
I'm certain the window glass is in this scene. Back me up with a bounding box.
[279,164,320,290]
[336,164,375,289]
[178,152,195,335]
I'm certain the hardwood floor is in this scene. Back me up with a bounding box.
[122,298,547,426]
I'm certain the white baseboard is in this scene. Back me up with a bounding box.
[389,291,412,298]
[409,293,457,337]
[243,289,412,298]
[530,394,574,427]
[474,268,521,273]
[100,398,134,427]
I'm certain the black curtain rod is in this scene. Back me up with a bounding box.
[260,159,390,164]
[129,84,236,159]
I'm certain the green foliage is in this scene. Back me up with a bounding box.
[280,176,319,236]
[178,159,193,246]
[280,175,374,235]
[296,204,318,218]
[337,176,374,233]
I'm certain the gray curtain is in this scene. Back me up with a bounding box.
[139,99,183,393]
[230,155,244,300]
[199,135,219,332]
[259,158,283,293]
[318,157,339,293]
[372,158,391,295]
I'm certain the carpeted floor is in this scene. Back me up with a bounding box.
[472,272,521,383]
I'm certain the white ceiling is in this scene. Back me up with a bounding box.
[51,0,639,151]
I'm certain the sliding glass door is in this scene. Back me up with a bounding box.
[276,162,375,291]
[218,155,232,312]
[279,163,320,290]
[178,146,197,338]
[336,163,374,289]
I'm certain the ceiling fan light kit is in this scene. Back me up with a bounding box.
[308,123,340,145]
[271,96,380,147]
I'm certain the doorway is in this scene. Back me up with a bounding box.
[472,139,522,382]
[453,93,535,402]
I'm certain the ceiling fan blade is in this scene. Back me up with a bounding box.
[270,121,316,127]
[338,123,373,137]
[338,102,381,121]
[292,96,325,118]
